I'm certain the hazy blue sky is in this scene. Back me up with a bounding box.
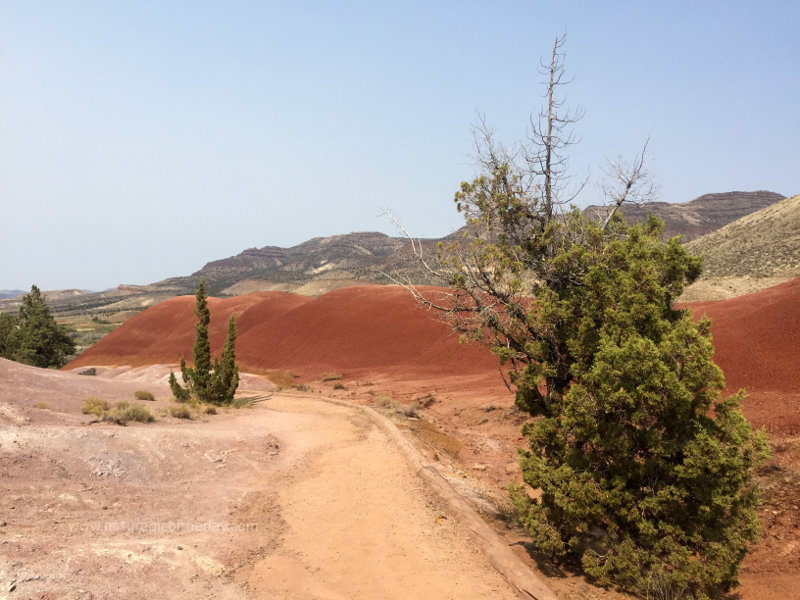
[1,1,798,291]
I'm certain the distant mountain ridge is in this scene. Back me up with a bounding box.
[0,190,788,322]
[585,190,784,241]
[0,290,26,300]
[677,194,800,301]
[156,231,441,296]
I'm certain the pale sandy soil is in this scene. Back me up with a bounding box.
[0,360,527,600]
[4,356,797,599]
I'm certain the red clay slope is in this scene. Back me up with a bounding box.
[66,291,312,369]
[65,281,800,431]
[685,277,800,396]
[65,286,500,381]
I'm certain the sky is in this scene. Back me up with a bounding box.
[1,1,798,292]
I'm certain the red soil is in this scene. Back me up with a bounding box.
[66,286,499,381]
[67,280,800,432]
[57,280,800,599]
[684,277,800,433]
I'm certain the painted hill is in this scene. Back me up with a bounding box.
[65,280,800,433]
[586,190,784,242]
[65,286,501,382]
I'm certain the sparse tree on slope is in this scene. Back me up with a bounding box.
[397,35,768,600]
[0,285,75,368]
[170,279,239,405]
[210,315,239,405]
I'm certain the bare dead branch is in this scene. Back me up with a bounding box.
[599,138,659,230]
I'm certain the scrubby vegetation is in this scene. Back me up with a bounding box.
[134,390,155,401]
[81,397,155,425]
[320,373,343,382]
[163,404,193,419]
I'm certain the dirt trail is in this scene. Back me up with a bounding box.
[0,360,524,599]
[242,396,521,599]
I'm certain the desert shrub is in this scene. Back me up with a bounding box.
[292,383,310,392]
[164,405,193,420]
[110,404,154,424]
[415,392,437,408]
[82,397,154,424]
[375,395,393,408]
[333,382,346,390]
[231,396,254,408]
[320,373,343,382]
[202,404,217,415]
[35,401,50,410]
[82,396,110,417]
[396,402,420,418]
[78,367,97,376]
[134,390,155,401]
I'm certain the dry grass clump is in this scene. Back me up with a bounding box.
[163,405,193,419]
[134,390,155,401]
[375,394,421,418]
[81,397,155,425]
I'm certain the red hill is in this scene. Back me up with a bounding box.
[65,286,499,381]
[65,280,800,432]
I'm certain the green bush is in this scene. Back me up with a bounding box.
[111,404,154,424]
[79,367,97,376]
[82,397,110,417]
[134,390,155,401]
[164,405,193,420]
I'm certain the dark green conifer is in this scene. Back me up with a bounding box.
[169,279,239,405]
[2,285,75,368]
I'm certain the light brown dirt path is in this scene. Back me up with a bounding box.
[240,394,523,600]
[0,360,527,599]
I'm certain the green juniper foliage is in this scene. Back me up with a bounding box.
[443,198,769,599]
[428,36,769,600]
[169,279,239,406]
[503,215,768,599]
[0,285,75,368]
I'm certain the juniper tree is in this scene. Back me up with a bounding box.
[170,279,239,405]
[0,285,75,368]
[395,35,768,600]
[210,314,239,405]
[182,278,213,400]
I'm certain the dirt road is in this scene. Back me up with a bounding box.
[0,360,522,599]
